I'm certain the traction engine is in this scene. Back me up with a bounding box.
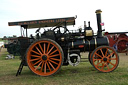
[8,10,119,76]
[104,32,128,53]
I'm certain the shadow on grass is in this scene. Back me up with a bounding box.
[17,64,99,78]
[14,61,123,78]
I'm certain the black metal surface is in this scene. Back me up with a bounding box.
[105,32,128,35]
[68,37,109,52]
[18,37,30,60]
[95,9,103,38]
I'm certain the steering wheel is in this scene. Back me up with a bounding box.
[53,26,69,34]
[35,28,42,39]
[35,28,41,33]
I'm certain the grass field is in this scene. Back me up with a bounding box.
[0,38,4,41]
[0,48,128,85]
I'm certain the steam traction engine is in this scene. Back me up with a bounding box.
[8,10,119,76]
[104,32,128,53]
[4,37,20,57]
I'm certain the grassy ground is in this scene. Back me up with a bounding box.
[0,48,128,85]
[0,38,2,41]
[0,38,4,42]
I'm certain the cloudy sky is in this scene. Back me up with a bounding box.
[0,0,128,37]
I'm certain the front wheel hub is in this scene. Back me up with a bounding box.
[42,55,47,60]
[103,58,107,62]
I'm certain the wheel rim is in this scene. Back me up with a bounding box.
[91,46,119,72]
[88,52,93,65]
[26,40,63,76]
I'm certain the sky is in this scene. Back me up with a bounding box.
[0,0,128,38]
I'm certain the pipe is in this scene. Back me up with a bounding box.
[105,32,128,35]
[95,9,103,38]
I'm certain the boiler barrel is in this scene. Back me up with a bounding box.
[68,37,109,52]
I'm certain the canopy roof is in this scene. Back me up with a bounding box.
[8,17,75,29]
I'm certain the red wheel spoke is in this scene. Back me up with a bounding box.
[107,52,114,58]
[46,43,50,53]
[109,58,117,60]
[100,49,105,57]
[30,58,40,62]
[39,43,44,54]
[106,64,110,70]
[33,59,42,66]
[95,53,102,58]
[44,62,46,74]
[35,61,42,70]
[49,54,60,58]
[94,60,96,62]
[50,58,60,61]
[31,55,41,58]
[97,60,100,64]
[101,63,105,70]
[49,62,55,70]
[108,61,115,66]
[96,60,102,67]
[46,61,51,72]
[44,43,46,54]
[35,46,43,55]
[49,49,58,56]
[40,62,44,72]
[49,60,59,65]
[105,48,108,56]
[93,59,102,61]
[31,50,41,55]
[47,46,54,55]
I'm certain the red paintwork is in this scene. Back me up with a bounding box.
[104,32,128,53]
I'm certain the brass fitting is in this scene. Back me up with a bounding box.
[95,9,102,14]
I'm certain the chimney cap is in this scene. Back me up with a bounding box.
[95,9,102,14]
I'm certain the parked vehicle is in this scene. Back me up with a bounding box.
[8,10,119,76]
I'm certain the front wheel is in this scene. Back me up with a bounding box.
[26,39,64,76]
[91,46,119,72]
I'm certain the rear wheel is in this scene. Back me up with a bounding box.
[26,39,64,76]
[91,46,119,72]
